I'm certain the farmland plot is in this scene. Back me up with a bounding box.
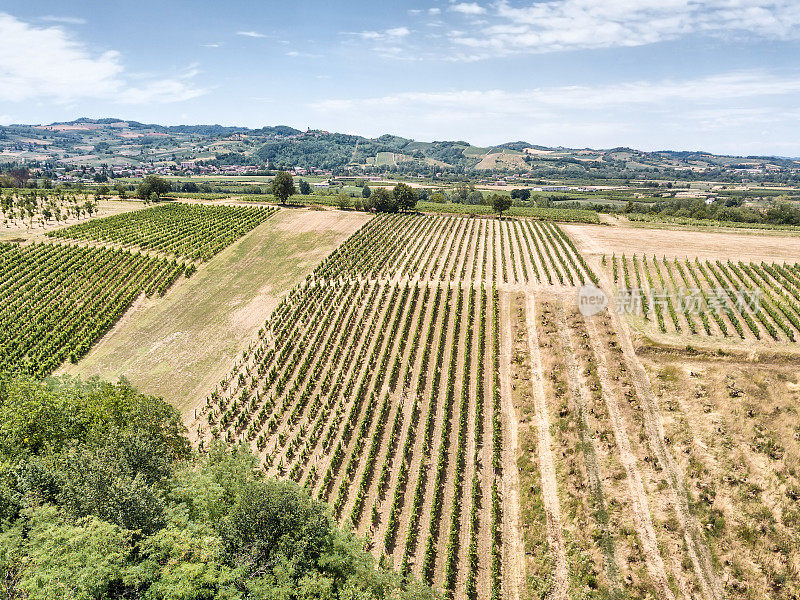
[49,202,277,260]
[608,254,800,345]
[197,214,516,598]
[641,349,800,600]
[0,242,185,377]
[194,212,768,600]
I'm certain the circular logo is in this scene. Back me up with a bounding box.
[577,284,608,316]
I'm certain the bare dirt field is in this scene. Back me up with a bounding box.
[564,222,800,264]
[58,208,369,418]
[639,345,800,599]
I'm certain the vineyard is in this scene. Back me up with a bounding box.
[316,213,597,286]
[607,253,800,343]
[181,208,800,600]
[191,213,603,600]
[0,242,186,377]
[48,202,278,260]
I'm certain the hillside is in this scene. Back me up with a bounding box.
[1,118,798,182]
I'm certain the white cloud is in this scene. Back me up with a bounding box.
[124,80,206,104]
[445,0,800,57]
[0,13,206,104]
[202,42,222,48]
[311,71,800,114]
[39,15,86,25]
[307,70,800,152]
[450,3,486,15]
[354,26,412,41]
[429,7,441,14]
[386,26,411,37]
[286,50,322,58]
[236,30,266,38]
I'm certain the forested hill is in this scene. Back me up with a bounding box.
[1,118,798,180]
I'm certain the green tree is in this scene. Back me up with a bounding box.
[491,193,512,217]
[7,506,132,600]
[453,181,472,203]
[0,377,438,600]
[466,190,484,205]
[297,179,311,195]
[371,188,398,213]
[510,188,531,202]
[136,175,170,201]
[393,183,417,212]
[272,171,297,205]
[362,184,372,198]
[336,193,351,210]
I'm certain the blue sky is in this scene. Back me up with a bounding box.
[1,0,799,155]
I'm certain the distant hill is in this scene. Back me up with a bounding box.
[0,118,797,181]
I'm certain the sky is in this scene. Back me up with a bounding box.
[1,0,799,156]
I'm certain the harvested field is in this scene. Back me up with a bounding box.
[564,222,800,263]
[640,347,800,599]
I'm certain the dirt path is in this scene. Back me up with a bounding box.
[513,292,567,599]
[583,315,676,600]
[556,304,622,591]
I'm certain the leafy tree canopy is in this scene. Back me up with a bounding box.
[393,183,417,212]
[136,175,170,201]
[372,188,398,213]
[0,376,437,600]
[272,171,297,204]
[491,193,512,217]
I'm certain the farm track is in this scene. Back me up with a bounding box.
[499,293,528,600]
[509,293,567,598]
[582,313,676,599]
[555,304,622,592]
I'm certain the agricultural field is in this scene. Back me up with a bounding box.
[60,208,370,413]
[0,242,186,377]
[195,213,559,599]
[0,197,144,242]
[0,202,284,381]
[606,253,800,345]
[171,210,799,600]
[48,202,277,260]
[11,201,799,600]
